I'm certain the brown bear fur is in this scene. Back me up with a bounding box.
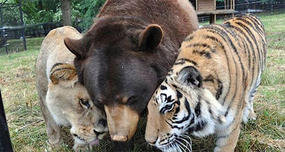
[64,0,198,146]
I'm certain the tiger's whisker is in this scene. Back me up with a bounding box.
[176,137,191,152]
[175,139,188,152]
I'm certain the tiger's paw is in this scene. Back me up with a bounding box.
[248,111,257,120]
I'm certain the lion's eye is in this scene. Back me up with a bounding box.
[79,98,90,109]
[160,104,174,114]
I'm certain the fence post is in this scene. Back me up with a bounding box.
[0,90,13,152]
[18,0,26,50]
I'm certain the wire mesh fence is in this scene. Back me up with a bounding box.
[0,1,26,55]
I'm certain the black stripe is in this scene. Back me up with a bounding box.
[240,39,251,69]
[205,28,232,105]
[174,58,197,66]
[186,43,212,50]
[228,21,259,95]
[220,23,249,91]
[171,98,191,124]
[203,75,215,83]
[206,26,237,105]
[235,17,263,36]
[193,49,212,59]
[236,21,263,80]
[236,21,261,61]
[164,78,168,84]
[160,85,167,90]
[174,106,180,116]
[221,24,246,84]
[172,125,184,130]
[166,96,175,103]
[247,15,264,30]
[194,101,201,117]
[176,90,182,99]
[205,35,227,51]
[219,23,249,107]
[236,18,266,67]
[216,79,223,100]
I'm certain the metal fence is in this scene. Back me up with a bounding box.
[0,0,26,55]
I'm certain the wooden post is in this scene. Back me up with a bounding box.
[210,14,216,24]
[0,90,13,152]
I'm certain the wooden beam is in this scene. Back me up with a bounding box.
[197,9,235,15]
[210,14,216,24]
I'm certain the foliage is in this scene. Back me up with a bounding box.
[75,0,106,31]
[0,0,106,31]
[13,0,60,24]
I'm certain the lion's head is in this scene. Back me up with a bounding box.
[46,63,108,148]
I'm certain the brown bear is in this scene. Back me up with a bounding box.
[64,0,198,144]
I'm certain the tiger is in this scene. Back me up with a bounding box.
[145,14,266,152]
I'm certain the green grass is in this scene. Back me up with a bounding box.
[1,11,285,152]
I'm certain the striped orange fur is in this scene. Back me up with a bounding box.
[145,14,266,152]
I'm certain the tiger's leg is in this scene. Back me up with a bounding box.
[247,72,263,121]
[214,112,243,152]
[243,85,258,122]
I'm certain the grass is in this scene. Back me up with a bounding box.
[1,11,285,152]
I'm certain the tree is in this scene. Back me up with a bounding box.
[61,0,71,25]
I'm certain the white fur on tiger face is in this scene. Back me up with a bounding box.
[146,72,226,152]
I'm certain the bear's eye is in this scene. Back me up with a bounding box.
[79,98,90,109]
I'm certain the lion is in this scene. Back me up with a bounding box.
[36,26,108,151]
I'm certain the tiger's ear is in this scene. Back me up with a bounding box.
[50,63,77,85]
[138,24,163,50]
[177,66,203,87]
[64,37,88,58]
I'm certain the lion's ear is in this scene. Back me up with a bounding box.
[138,24,163,50]
[50,63,77,85]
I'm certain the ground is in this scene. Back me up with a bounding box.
[0,11,284,152]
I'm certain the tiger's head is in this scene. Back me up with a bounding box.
[145,59,226,152]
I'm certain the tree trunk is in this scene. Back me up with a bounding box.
[61,0,72,26]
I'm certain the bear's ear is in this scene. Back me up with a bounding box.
[64,37,87,58]
[138,24,163,50]
[50,63,77,85]
[177,66,203,87]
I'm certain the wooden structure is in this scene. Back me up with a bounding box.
[195,0,235,24]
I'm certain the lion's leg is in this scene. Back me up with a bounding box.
[215,111,243,152]
[39,96,62,146]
